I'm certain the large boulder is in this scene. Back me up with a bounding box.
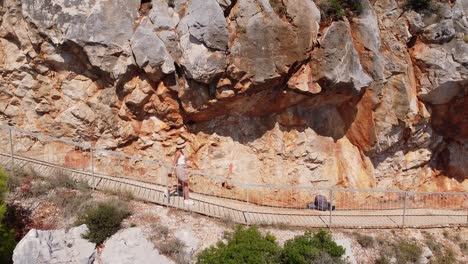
[176,0,228,83]
[229,0,320,83]
[100,228,174,264]
[130,18,175,82]
[310,21,373,93]
[13,225,96,264]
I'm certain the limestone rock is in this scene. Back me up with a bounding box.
[130,18,175,82]
[421,19,456,44]
[176,0,227,83]
[21,0,140,77]
[125,87,151,108]
[101,228,174,264]
[229,0,320,83]
[149,0,180,31]
[412,41,468,104]
[418,246,433,264]
[311,21,373,93]
[334,238,356,264]
[1,0,468,202]
[184,0,229,51]
[174,229,199,255]
[13,225,96,264]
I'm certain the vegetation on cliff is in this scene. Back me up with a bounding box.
[197,227,346,264]
[0,170,16,264]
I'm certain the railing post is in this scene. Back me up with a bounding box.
[165,166,169,204]
[402,191,408,228]
[329,189,333,228]
[8,127,14,173]
[246,187,250,211]
[90,147,95,190]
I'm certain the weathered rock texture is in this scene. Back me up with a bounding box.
[12,225,96,264]
[0,0,467,203]
[101,228,174,264]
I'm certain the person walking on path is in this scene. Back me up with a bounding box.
[166,147,194,205]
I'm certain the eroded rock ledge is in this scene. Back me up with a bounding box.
[0,0,466,195]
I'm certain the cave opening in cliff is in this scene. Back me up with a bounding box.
[139,0,153,15]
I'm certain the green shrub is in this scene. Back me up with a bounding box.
[49,170,78,189]
[151,223,170,239]
[0,225,16,264]
[281,229,345,264]
[431,247,456,264]
[0,169,16,264]
[50,190,93,218]
[425,235,457,264]
[159,237,186,258]
[375,255,391,264]
[103,188,134,201]
[460,242,468,254]
[352,232,374,248]
[78,201,130,244]
[395,240,422,263]
[197,225,281,264]
[407,0,432,11]
[0,169,8,202]
[316,0,362,21]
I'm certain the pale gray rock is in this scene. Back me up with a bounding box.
[149,0,180,30]
[21,0,140,77]
[352,0,385,81]
[216,0,232,10]
[334,238,356,264]
[130,18,175,81]
[418,246,433,264]
[13,225,96,264]
[101,228,174,264]
[229,0,319,83]
[177,26,227,83]
[406,10,425,34]
[414,42,468,104]
[176,0,228,83]
[311,21,373,93]
[422,19,456,44]
[174,229,199,255]
[184,0,228,51]
[353,0,381,53]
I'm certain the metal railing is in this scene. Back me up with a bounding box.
[0,124,466,228]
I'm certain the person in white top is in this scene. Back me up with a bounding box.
[169,147,193,205]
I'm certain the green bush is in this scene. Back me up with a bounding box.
[0,169,8,202]
[78,201,130,244]
[395,240,422,263]
[0,225,16,264]
[352,232,374,248]
[281,229,345,264]
[316,0,362,21]
[0,169,17,264]
[159,237,186,258]
[197,225,282,264]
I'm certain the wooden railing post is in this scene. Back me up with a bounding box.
[8,127,14,173]
[402,191,408,228]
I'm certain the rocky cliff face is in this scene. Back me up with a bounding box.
[0,0,467,194]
